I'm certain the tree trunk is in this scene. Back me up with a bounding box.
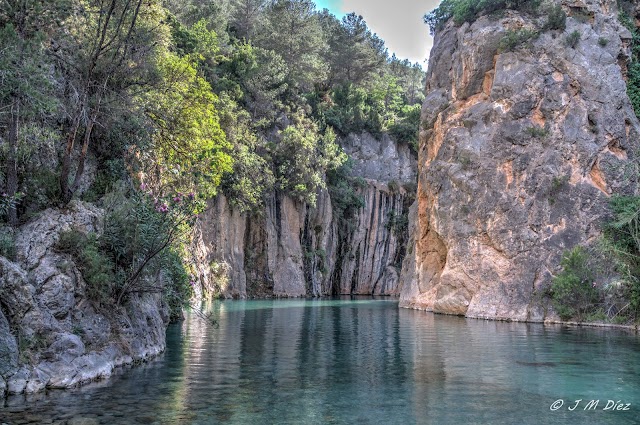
[6,101,19,226]
[60,115,80,204]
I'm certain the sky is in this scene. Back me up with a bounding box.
[313,0,441,67]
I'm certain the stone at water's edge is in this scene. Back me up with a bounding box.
[193,131,417,298]
[400,0,640,321]
[0,201,169,396]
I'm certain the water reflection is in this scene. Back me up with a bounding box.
[1,298,638,424]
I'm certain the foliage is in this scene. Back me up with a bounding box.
[551,247,599,321]
[56,186,196,320]
[57,229,117,303]
[0,228,15,260]
[326,158,365,224]
[256,0,327,94]
[271,115,346,205]
[566,30,581,48]
[498,28,539,53]
[142,52,232,198]
[525,126,548,138]
[544,4,567,31]
[424,0,542,34]
[389,104,422,149]
[604,195,640,321]
[619,10,640,118]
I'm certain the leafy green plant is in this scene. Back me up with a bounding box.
[548,175,569,205]
[604,195,640,321]
[598,37,609,47]
[525,126,548,138]
[57,229,116,303]
[498,29,539,53]
[0,229,16,260]
[566,30,581,48]
[424,0,542,34]
[545,4,567,30]
[619,10,640,119]
[551,247,599,320]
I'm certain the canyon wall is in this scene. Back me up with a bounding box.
[400,0,640,320]
[192,132,416,298]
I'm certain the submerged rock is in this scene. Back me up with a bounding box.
[400,0,640,320]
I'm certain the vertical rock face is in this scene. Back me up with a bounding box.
[400,0,640,320]
[193,132,417,298]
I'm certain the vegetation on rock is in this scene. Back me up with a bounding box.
[0,0,423,313]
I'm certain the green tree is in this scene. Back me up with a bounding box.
[0,0,68,224]
[142,52,232,198]
[257,0,327,95]
[230,0,268,39]
[54,0,170,203]
[271,113,346,205]
[325,13,386,87]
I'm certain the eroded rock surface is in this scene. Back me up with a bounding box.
[194,132,416,297]
[0,201,169,396]
[400,0,640,320]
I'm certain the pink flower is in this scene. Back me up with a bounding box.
[140,183,147,191]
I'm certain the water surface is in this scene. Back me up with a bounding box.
[1,298,639,424]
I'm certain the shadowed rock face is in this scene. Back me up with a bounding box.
[193,132,417,298]
[400,0,640,321]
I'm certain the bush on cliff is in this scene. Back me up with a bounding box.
[56,187,195,321]
[550,247,599,321]
[424,0,542,34]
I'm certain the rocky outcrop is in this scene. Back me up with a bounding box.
[193,132,416,298]
[400,0,640,320]
[0,201,169,397]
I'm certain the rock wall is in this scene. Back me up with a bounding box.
[0,201,169,397]
[193,132,417,298]
[400,0,640,320]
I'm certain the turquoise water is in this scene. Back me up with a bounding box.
[1,298,639,424]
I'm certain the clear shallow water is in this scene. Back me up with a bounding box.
[1,297,639,424]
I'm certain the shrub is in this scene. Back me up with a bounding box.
[598,37,609,47]
[551,247,599,320]
[498,29,539,53]
[0,229,16,260]
[605,195,640,321]
[525,126,548,138]
[545,4,567,30]
[57,229,116,303]
[327,158,365,228]
[566,30,581,48]
[424,0,542,34]
[56,186,196,320]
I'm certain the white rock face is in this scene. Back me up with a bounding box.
[0,201,169,396]
[193,132,417,297]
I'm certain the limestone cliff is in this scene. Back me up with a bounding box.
[0,202,169,397]
[400,0,640,320]
[193,132,416,298]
